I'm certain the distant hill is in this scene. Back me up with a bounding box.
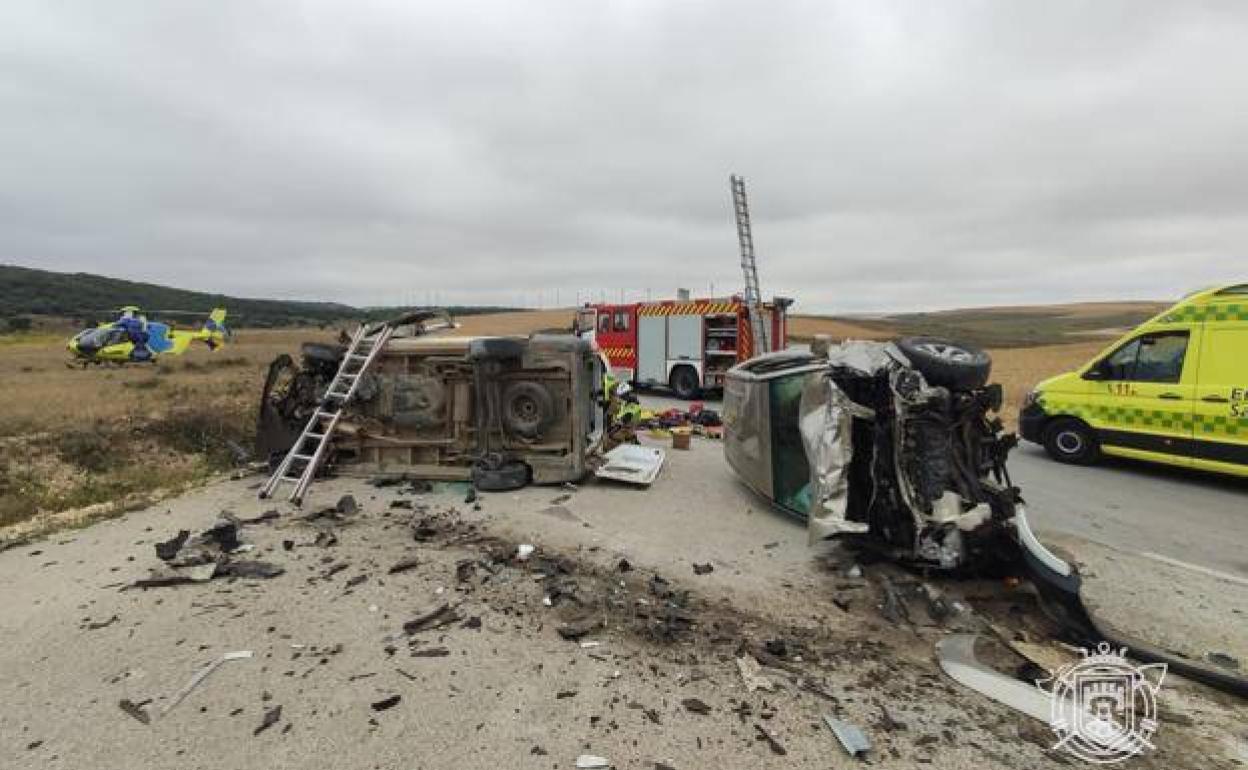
[792,300,1169,348]
[0,265,517,328]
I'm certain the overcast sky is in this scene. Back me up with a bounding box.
[2,2,1246,312]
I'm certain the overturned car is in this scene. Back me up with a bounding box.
[257,321,607,492]
[723,336,1049,573]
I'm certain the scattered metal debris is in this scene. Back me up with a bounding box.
[387,557,421,574]
[118,698,151,725]
[936,634,1049,722]
[161,650,254,719]
[735,654,775,692]
[557,617,603,641]
[154,530,190,561]
[254,705,282,735]
[823,715,871,758]
[371,694,402,711]
[595,445,665,486]
[575,754,610,769]
[403,603,461,635]
[753,723,787,755]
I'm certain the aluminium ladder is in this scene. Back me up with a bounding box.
[258,322,394,506]
[730,174,769,355]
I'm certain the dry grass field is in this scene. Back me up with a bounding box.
[0,309,1113,534]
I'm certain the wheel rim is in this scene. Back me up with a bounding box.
[914,341,975,363]
[511,396,538,421]
[1055,430,1084,455]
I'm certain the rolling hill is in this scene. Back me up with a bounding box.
[0,265,515,328]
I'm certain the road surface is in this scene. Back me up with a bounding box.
[638,391,1248,580]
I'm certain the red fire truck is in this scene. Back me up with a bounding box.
[574,296,792,399]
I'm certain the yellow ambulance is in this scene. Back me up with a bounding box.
[1019,283,1247,476]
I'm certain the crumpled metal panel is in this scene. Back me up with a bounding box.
[722,370,774,500]
[824,339,904,374]
[798,373,874,543]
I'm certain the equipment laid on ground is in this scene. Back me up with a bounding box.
[259,321,396,505]
[1020,282,1247,477]
[730,174,770,356]
[66,306,229,366]
[256,312,606,505]
[575,295,791,399]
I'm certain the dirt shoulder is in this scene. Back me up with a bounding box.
[1,439,1243,770]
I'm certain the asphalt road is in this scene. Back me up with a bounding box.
[638,389,1248,580]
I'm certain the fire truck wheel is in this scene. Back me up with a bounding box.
[669,365,701,400]
[502,381,556,437]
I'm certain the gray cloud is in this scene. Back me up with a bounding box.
[2,1,1245,312]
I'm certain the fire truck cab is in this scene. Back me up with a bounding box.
[575,296,791,399]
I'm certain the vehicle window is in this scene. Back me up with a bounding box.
[612,310,629,332]
[598,313,611,333]
[1098,332,1189,383]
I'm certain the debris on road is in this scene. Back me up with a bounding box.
[692,562,713,575]
[595,445,665,486]
[118,698,151,725]
[575,754,610,769]
[753,723,787,755]
[387,556,421,574]
[823,715,871,758]
[937,634,1049,722]
[253,705,282,735]
[161,650,255,719]
[371,694,402,711]
[402,604,461,635]
[681,697,711,715]
[557,617,602,641]
[735,654,775,692]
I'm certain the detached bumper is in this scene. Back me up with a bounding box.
[1018,403,1047,444]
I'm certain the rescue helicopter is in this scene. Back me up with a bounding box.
[66,306,230,367]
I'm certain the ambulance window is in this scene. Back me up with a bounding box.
[598,313,611,333]
[1098,332,1189,383]
[612,310,630,332]
[1134,333,1189,383]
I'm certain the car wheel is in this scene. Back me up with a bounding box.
[1042,418,1100,464]
[502,381,555,437]
[896,337,992,391]
[472,461,530,492]
[669,365,700,400]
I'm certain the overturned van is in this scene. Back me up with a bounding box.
[723,337,1042,571]
[257,331,607,490]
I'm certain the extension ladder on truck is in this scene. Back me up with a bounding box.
[729,174,769,355]
[259,322,394,506]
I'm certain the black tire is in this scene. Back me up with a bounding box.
[472,461,530,492]
[669,365,700,400]
[468,337,525,362]
[1042,418,1100,465]
[896,337,992,391]
[501,381,555,437]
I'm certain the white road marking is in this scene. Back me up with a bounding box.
[1136,551,1248,588]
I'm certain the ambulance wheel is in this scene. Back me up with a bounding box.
[1043,418,1100,465]
[669,365,700,400]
